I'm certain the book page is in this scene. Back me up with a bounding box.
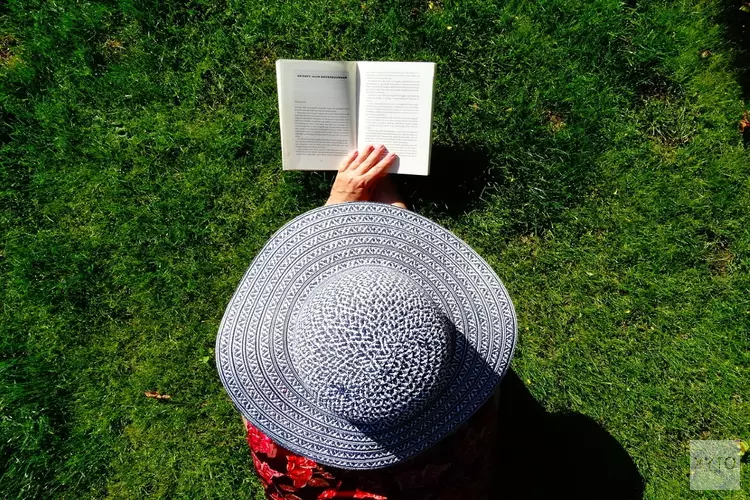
[276,60,357,170]
[356,62,435,175]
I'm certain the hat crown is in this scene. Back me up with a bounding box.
[290,266,454,426]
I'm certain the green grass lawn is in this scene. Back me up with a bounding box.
[1,0,749,498]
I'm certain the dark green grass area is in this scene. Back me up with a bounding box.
[1,0,749,498]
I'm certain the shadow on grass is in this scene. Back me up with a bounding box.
[495,370,644,499]
[395,142,596,236]
[398,145,494,218]
[721,0,750,101]
[721,0,750,147]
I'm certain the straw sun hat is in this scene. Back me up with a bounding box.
[216,202,517,470]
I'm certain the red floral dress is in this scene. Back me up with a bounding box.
[245,392,499,500]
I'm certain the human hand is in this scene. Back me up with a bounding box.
[325,144,397,205]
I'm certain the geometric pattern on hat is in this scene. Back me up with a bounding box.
[216,202,517,469]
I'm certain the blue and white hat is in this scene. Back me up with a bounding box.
[216,202,517,470]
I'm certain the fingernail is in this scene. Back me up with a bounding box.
[377,144,385,150]
[386,152,396,158]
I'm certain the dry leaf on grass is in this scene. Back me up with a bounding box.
[546,111,566,132]
[144,391,171,400]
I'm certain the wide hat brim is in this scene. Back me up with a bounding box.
[216,202,517,469]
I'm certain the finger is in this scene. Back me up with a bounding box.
[354,144,386,174]
[364,152,397,181]
[349,144,374,170]
[338,149,360,172]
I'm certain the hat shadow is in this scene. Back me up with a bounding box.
[493,369,644,499]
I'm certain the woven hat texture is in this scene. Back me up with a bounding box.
[216,202,517,469]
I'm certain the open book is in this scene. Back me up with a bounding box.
[276,59,435,176]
